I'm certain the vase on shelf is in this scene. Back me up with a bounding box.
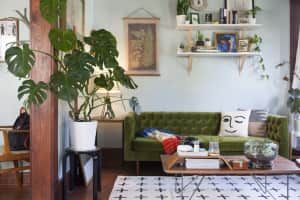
[176,15,186,25]
[248,17,257,24]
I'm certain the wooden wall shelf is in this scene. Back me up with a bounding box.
[177,24,263,31]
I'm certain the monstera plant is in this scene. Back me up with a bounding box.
[4,0,138,150]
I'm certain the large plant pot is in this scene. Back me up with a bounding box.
[176,15,186,25]
[70,121,98,150]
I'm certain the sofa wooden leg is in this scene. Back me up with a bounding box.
[136,161,140,176]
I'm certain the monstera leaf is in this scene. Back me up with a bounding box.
[84,29,119,69]
[64,50,96,83]
[5,44,35,78]
[113,66,138,89]
[49,28,77,52]
[18,80,48,106]
[40,0,66,24]
[49,72,82,102]
[94,73,115,91]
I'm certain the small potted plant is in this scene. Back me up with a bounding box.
[178,42,185,52]
[204,37,212,48]
[288,89,300,133]
[247,6,262,24]
[177,0,190,25]
[196,31,204,47]
[249,34,262,52]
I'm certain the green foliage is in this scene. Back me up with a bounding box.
[249,34,262,52]
[177,0,190,15]
[197,31,204,41]
[18,80,48,105]
[40,0,67,24]
[49,28,77,52]
[4,2,138,121]
[84,29,119,69]
[247,6,262,17]
[287,89,300,114]
[5,44,35,78]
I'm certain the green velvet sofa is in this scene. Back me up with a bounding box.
[124,112,290,174]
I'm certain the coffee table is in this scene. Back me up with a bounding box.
[161,155,300,200]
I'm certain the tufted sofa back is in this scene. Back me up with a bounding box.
[135,112,221,136]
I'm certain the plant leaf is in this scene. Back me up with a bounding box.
[84,29,119,68]
[49,72,80,102]
[49,28,77,52]
[18,80,48,106]
[5,44,35,78]
[113,66,138,89]
[94,74,114,91]
[40,0,67,24]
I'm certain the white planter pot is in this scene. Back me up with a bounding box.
[176,15,186,25]
[69,120,98,151]
[248,17,256,24]
[295,119,300,134]
[204,41,212,47]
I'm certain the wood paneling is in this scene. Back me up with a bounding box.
[30,1,58,200]
[290,0,300,85]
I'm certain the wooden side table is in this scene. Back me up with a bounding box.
[62,147,102,200]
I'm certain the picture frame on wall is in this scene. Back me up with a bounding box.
[0,18,19,62]
[215,32,238,52]
[190,12,200,24]
[124,17,160,76]
[238,39,249,52]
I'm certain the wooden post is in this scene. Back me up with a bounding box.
[30,1,58,200]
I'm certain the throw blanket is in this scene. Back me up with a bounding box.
[139,128,180,154]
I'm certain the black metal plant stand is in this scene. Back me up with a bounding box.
[62,147,102,200]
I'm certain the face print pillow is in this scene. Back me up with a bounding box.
[219,111,251,137]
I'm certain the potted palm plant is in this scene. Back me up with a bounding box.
[3,1,138,150]
[247,6,262,24]
[177,0,190,25]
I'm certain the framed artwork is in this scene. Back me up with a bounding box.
[190,0,208,11]
[0,18,19,62]
[226,0,253,10]
[66,0,85,35]
[190,13,200,24]
[124,17,160,76]
[238,39,249,52]
[215,32,238,52]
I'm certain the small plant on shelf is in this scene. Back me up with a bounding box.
[204,37,212,47]
[249,34,268,79]
[196,31,204,47]
[247,5,262,24]
[176,0,190,24]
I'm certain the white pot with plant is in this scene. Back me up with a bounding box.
[204,38,212,48]
[247,6,262,24]
[3,4,138,150]
[177,0,189,25]
[287,88,300,131]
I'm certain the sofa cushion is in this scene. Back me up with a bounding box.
[133,137,163,152]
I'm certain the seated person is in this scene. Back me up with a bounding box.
[8,107,30,151]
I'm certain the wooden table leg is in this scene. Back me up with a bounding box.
[62,152,68,200]
[98,151,102,191]
[93,156,99,200]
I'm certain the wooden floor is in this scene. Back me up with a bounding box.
[0,149,164,200]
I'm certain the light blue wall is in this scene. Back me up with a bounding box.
[92,0,290,115]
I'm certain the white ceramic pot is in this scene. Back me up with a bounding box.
[176,15,186,25]
[204,41,212,47]
[248,17,256,24]
[295,119,300,133]
[69,120,98,150]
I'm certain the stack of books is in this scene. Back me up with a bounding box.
[185,158,220,169]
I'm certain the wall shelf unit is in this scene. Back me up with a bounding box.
[177,23,263,74]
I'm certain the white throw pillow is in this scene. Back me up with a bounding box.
[219,111,251,137]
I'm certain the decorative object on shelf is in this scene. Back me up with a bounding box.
[204,37,212,47]
[238,39,249,52]
[204,13,213,24]
[215,32,238,52]
[247,6,262,24]
[190,12,200,24]
[0,18,19,62]
[190,0,208,11]
[219,8,227,24]
[177,0,190,25]
[244,140,278,169]
[196,31,204,47]
[231,10,238,24]
[3,1,138,150]
[178,42,185,52]
[124,8,160,76]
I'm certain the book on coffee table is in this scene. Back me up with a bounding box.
[186,158,220,169]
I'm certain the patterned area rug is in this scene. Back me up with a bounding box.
[109,175,300,200]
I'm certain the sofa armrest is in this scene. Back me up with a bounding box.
[124,112,137,159]
[266,115,290,159]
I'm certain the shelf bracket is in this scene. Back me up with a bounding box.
[239,56,247,75]
[188,56,193,73]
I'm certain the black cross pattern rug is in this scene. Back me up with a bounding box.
[109,175,300,200]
